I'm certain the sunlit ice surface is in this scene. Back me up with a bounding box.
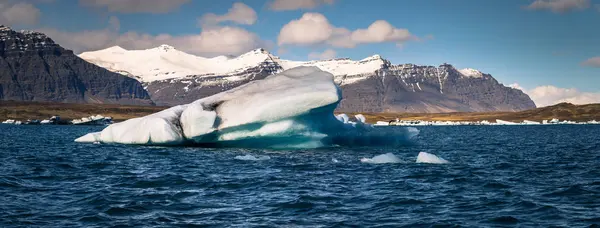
[75,66,419,149]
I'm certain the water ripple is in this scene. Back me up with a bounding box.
[1,125,600,226]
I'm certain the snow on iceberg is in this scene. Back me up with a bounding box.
[75,66,419,148]
[416,152,449,164]
[360,153,402,164]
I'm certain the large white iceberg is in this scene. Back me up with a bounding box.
[75,66,418,148]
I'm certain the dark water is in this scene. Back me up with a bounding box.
[1,125,600,227]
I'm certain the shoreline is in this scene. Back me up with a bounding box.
[1,101,599,124]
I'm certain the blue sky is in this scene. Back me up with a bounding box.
[1,0,599,106]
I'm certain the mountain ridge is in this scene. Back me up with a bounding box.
[79,44,536,113]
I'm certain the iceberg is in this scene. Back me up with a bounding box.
[75,66,418,148]
[360,153,402,164]
[416,152,449,164]
[234,155,271,161]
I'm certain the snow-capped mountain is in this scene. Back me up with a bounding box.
[79,45,536,113]
[79,46,391,83]
[79,45,283,82]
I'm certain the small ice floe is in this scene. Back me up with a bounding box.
[360,153,402,164]
[74,132,101,143]
[355,114,366,123]
[335,114,349,123]
[416,152,449,164]
[234,155,271,161]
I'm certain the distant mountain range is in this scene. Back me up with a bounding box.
[0,25,152,105]
[80,45,535,112]
[0,26,535,112]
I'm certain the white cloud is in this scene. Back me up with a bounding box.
[268,0,335,11]
[79,0,190,13]
[525,0,590,13]
[199,2,257,28]
[278,13,418,48]
[581,56,600,67]
[0,2,41,26]
[277,13,334,45]
[308,49,336,60]
[510,83,600,107]
[40,17,264,57]
[508,83,526,92]
[350,20,414,45]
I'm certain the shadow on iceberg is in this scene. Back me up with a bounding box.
[75,66,419,149]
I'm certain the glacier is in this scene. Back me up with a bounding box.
[75,66,419,149]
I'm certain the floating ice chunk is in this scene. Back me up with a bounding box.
[75,66,419,148]
[407,127,420,139]
[355,114,366,123]
[360,153,402,164]
[234,155,271,161]
[75,132,101,143]
[336,114,349,123]
[416,152,449,164]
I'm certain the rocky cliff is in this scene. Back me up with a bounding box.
[336,61,535,113]
[0,25,153,105]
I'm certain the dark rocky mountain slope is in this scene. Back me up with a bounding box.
[0,25,153,105]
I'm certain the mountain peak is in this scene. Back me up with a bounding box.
[458,68,483,78]
[155,44,176,51]
[105,45,126,52]
[0,25,12,31]
[248,48,271,55]
[236,48,276,59]
[361,54,383,62]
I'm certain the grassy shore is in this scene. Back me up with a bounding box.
[352,103,600,123]
[1,101,599,123]
[0,101,166,122]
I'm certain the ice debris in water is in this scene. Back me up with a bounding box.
[335,114,349,123]
[416,152,449,164]
[234,155,271,161]
[74,66,419,149]
[355,114,366,123]
[360,153,402,164]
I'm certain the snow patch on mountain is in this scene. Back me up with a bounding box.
[79,45,488,86]
[458,68,483,78]
[281,54,387,77]
[79,46,393,82]
[79,46,279,82]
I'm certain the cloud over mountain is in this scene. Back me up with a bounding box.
[277,13,418,48]
[0,2,41,26]
[41,13,265,57]
[511,83,600,107]
[525,0,590,13]
[308,49,337,60]
[268,0,335,11]
[198,2,257,28]
[79,0,190,13]
[581,57,600,67]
